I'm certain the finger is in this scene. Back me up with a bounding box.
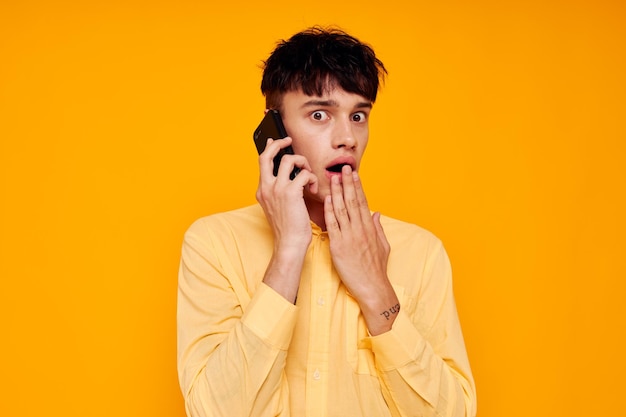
[330,174,350,229]
[259,137,293,180]
[258,138,275,179]
[351,170,377,238]
[372,211,390,251]
[307,171,320,195]
[323,194,337,231]
[351,170,371,220]
[340,165,362,224]
[275,153,312,183]
[290,168,319,194]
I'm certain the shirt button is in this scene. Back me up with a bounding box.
[313,369,321,380]
[317,296,325,306]
[320,235,326,241]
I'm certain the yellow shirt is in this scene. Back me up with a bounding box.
[177,204,476,417]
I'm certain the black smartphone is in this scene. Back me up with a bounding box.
[253,109,300,179]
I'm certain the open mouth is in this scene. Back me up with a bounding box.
[325,157,357,176]
[326,163,351,173]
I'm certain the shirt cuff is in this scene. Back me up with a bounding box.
[370,311,425,371]
[241,282,298,350]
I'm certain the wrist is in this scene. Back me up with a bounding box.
[263,245,308,304]
[352,281,400,336]
[274,238,310,258]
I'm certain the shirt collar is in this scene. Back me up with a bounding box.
[310,220,325,236]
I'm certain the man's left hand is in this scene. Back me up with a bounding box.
[324,165,400,335]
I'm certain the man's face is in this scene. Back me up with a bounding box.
[279,87,372,203]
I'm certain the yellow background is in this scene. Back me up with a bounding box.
[1,1,624,416]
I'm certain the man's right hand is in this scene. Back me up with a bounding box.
[256,137,318,303]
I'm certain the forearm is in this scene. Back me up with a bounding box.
[371,313,476,417]
[376,349,474,417]
[184,319,291,417]
[179,279,298,417]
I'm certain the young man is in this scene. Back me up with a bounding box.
[177,27,476,417]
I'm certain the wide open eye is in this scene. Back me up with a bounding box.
[352,111,367,123]
[311,110,329,121]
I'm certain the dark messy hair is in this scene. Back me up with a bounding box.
[261,26,387,110]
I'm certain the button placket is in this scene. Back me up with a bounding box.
[305,230,332,415]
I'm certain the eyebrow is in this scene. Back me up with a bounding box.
[300,99,373,110]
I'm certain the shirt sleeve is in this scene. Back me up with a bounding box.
[369,239,477,417]
[177,218,297,417]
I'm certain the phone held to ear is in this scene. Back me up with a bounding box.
[253,109,300,180]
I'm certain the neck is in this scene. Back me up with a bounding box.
[304,196,326,231]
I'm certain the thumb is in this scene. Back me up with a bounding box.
[372,212,390,249]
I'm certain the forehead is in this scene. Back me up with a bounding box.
[281,88,372,111]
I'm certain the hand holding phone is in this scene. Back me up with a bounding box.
[253,110,300,180]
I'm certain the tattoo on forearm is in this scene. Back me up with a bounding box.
[380,303,400,320]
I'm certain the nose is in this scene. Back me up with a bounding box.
[331,119,357,150]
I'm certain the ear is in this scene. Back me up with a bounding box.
[264,109,270,114]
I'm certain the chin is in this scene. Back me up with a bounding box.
[304,188,329,205]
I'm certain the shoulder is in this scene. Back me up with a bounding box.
[379,215,453,316]
[378,214,443,251]
[184,204,269,244]
[187,204,266,232]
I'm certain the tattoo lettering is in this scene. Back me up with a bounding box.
[380,303,400,320]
